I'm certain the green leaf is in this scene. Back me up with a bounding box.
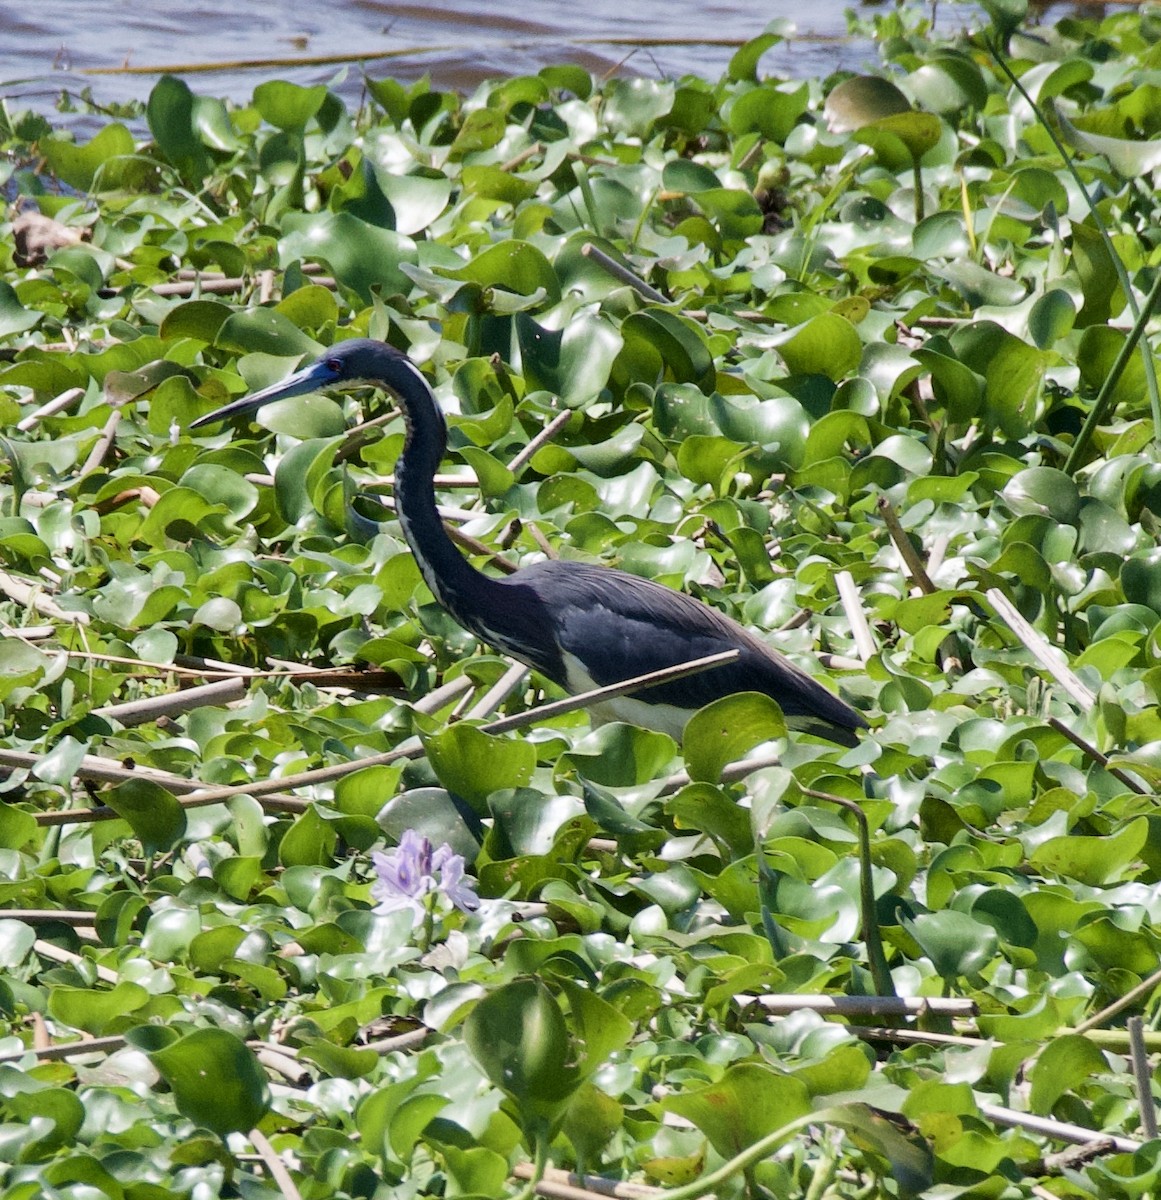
[253,80,328,131]
[1028,1035,1108,1115]
[1030,817,1149,885]
[424,725,537,811]
[664,1063,811,1158]
[903,910,1000,980]
[464,979,579,1136]
[149,1028,271,1134]
[102,779,187,856]
[683,692,787,783]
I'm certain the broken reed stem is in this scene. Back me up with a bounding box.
[978,1103,1141,1155]
[506,408,573,476]
[33,939,119,984]
[78,409,123,477]
[0,569,89,625]
[248,1127,305,1200]
[1127,1016,1159,1140]
[463,661,529,721]
[580,243,669,303]
[1,910,97,924]
[93,677,248,727]
[22,650,739,825]
[846,1025,987,1049]
[876,496,937,594]
[1076,964,1161,1035]
[834,570,875,662]
[749,995,975,1017]
[986,588,1096,712]
[511,1164,663,1200]
[1047,716,1148,795]
[16,387,85,433]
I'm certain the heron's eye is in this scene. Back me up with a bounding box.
[325,358,342,373]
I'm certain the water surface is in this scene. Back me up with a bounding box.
[5,0,903,115]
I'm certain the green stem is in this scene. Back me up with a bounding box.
[988,38,1161,443]
[803,788,896,999]
[912,156,924,225]
[1064,268,1161,474]
[662,1110,836,1200]
[511,1129,549,1200]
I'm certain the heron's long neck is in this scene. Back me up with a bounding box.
[393,384,504,633]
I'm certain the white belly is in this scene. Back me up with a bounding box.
[561,651,693,739]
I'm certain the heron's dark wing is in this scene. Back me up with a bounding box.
[502,560,864,740]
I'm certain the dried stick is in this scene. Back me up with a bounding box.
[1047,716,1148,795]
[34,939,119,984]
[1075,965,1161,1035]
[1128,1016,1159,1140]
[748,995,975,1017]
[0,569,90,625]
[986,588,1096,711]
[0,909,97,924]
[463,661,529,721]
[580,243,668,304]
[506,409,573,476]
[512,1164,663,1200]
[16,387,85,433]
[93,677,249,727]
[847,1025,986,1049]
[835,570,876,662]
[0,1034,127,1063]
[249,1127,305,1200]
[978,1103,1140,1155]
[876,496,936,594]
[78,409,123,477]
[23,651,739,823]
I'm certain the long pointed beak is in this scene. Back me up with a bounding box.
[190,358,340,429]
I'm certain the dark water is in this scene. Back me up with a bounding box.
[3,0,903,117]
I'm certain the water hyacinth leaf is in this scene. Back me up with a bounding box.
[859,111,944,163]
[424,724,536,811]
[253,80,328,131]
[1029,817,1148,886]
[616,309,715,392]
[728,27,784,82]
[280,211,418,302]
[904,910,1000,980]
[664,1062,811,1158]
[48,981,150,1036]
[447,241,561,305]
[1028,289,1077,348]
[1078,324,1149,414]
[450,107,506,156]
[775,312,862,382]
[1028,1034,1108,1115]
[907,57,988,114]
[147,75,213,180]
[603,78,675,137]
[371,168,453,236]
[215,309,322,358]
[101,779,187,855]
[1057,102,1161,177]
[149,1028,271,1134]
[825,76,913,132]
[683,692,787,783]
[5,1089,84,1156]
[0,281,42,337]
[39,123,138,192]
[464,979,579,1135]
[516,312,623,405]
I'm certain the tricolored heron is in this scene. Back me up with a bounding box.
[192,340,866,746]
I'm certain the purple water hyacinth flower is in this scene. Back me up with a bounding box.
[371,830,479,923]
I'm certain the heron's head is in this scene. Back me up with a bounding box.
[190,339,423,428]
